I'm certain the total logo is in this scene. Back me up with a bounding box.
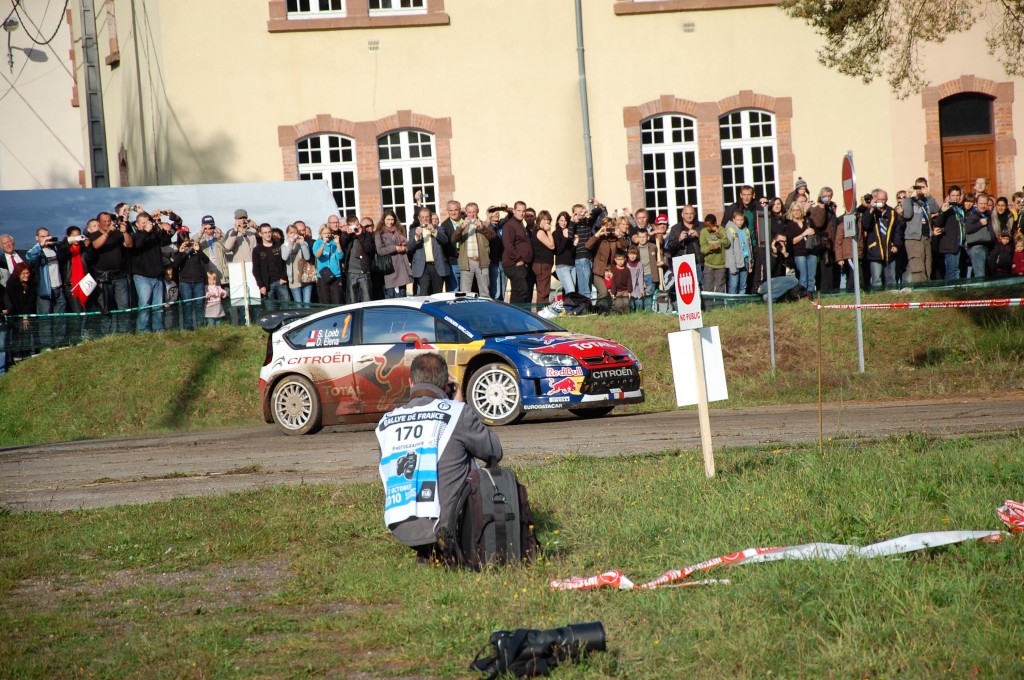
[677,261,696,306]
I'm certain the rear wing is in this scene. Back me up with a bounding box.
[257,309,318,333]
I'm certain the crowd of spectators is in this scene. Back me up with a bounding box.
[3,175,1023,364]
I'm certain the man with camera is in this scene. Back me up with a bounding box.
[1,234,27,290]
[409,206,450,296]
[225,209,259,264]
[24,228,68,316]
[860,189,904,289]
[899,178,940,284]
[88,211,135,323]
[666,205,704,290]
[340,215,376,303]
[438,200,463,292]
[452,202,496,297]
[568,200,605,299]
[376,351,502,563]
[130,211,173,332]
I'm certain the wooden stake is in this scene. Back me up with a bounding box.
[691,328,715,478]
[817,290,823,455]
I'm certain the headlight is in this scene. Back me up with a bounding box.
[519,348,580,367]
[624,348,643,371]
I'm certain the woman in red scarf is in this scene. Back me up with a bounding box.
[61,226,92,312]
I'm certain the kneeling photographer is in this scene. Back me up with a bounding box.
[376,352,503,564]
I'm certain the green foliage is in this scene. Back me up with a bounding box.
[779,0,1022,93]
[2,437,1023,677]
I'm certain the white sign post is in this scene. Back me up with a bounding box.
[228,261,260,325]
[670,255,719,477]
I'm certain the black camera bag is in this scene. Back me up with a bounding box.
[442,466,538,570]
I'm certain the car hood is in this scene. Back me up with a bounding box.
[493,332,634,361]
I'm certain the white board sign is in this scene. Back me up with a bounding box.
[843,213,858,238]
[672,254,703,330]
[668,327,729,406]
[228,261,261,304]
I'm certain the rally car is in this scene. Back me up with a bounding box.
[258,293,644,435]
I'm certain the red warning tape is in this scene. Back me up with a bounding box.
[813,297,1024,311]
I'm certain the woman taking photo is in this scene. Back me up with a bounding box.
[783,201,818,293]
[553,210,576,295]
[313,224,343,305]
[282,223,314,305]
[374,210,413,298]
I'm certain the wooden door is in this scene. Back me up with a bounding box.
[942,136,996,196]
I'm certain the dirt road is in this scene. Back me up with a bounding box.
[2,395,1022,512]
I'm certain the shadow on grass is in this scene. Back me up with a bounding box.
[530,507,569,558]
[159,337,234,430]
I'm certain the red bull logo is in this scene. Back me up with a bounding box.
[545,376,581,395]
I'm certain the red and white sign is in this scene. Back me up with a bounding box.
[842,152,857,213]
[672,254,702,330]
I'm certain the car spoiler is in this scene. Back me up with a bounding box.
[256,309,318,333]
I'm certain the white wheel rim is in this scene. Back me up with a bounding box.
[274,381,313,429]
[471,368,520,421]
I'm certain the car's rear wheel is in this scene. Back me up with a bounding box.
[467,363,524,426]
[271,375,323,435]
[569,406,615,419]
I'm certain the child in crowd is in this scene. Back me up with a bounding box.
[699,214,730,293]
[1013,235,1024,276]
[204,271,228,326]
[626,246,647,312]
[608,249,632,314]
[725,209,753,294]
[988,232,1013,277]
[163,265,179,330]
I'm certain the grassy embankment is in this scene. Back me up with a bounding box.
[2,436,1023,677]
[1,285,1023,447]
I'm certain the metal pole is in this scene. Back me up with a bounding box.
[80,0,110,187]
[762,206,776,375]
[851,232,865,372]
[574,0,595,199]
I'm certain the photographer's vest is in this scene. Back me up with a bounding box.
[376,400,464,530]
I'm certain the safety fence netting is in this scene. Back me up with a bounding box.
[0,298,334,354]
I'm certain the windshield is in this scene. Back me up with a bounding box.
[431,299,564,338]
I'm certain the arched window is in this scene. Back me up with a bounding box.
[297,133,359,217]
[378,129,438,224]
[640,114,701,220]
[719,109,777,204]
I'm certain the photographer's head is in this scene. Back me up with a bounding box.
[35,227,54,247]
[409,352,450,392]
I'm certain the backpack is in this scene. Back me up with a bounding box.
[560,291,592,316]
[442,466,538,570]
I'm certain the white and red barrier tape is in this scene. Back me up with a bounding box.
[549,500,1023,592]
[812,297,1024,311]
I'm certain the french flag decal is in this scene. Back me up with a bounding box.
[306,329,319,347]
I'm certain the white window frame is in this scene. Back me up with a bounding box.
[640,114,702,222]
[297,133,360,218]
[286,0,346,19]
[368,0,426,16]
[719,109,778,205]
[378,129,438,224]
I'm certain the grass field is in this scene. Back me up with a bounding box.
[1,285,1023,447]
[2,435,1023,677]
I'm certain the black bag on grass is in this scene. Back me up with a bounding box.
[441,466,538,570]
[560,291,592,316]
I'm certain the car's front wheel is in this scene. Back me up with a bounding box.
[271,375,323,435]
[467,363,524,426]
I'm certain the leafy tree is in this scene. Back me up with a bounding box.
[779,0,1024,95]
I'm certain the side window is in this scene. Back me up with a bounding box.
[362,307,437,344]
[286,313,353,349]
[434,318,461,344]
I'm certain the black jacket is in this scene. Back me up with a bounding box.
[131,228,172,279]
[340,229,377,274]
[666,222,703,264]
[252,241,286,289]
[171,247,210,283]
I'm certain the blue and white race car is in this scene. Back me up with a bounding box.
[259,293,644,434]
